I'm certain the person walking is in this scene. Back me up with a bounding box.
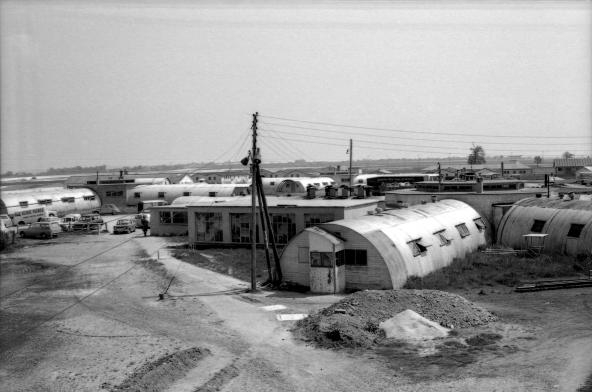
[141,216,149,237]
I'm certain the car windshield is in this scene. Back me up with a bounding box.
[116,220,129,224]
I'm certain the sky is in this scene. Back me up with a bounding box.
[1,0,591,173]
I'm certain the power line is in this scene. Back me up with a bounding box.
[261,134,591,156]
[260,128,591,154]
[260,114,588,139]
[260,121,589,147]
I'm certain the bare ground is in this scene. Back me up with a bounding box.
[1,231,591,391]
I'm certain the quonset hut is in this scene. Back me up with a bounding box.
[497,197,592,256]
[126,184,250,206]
[280,199,487,293]
[0,187,100,225]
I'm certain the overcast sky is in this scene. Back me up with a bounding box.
[1,0,591,173]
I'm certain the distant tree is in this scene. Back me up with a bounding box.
[562,151,575,159]
[467,145,486,165]
[534,156,542,166]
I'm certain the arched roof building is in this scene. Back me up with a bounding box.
[0,187,100,224]
[497,197,592,256]
[275,177,336,195]
[280,199,487,292]
[127,184,250,205]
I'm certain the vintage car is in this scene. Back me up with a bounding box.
[19,222,61,239]
[99,204,121,215]
[59,214,82,231]
[113,218,136,234]
[71,214,104,231]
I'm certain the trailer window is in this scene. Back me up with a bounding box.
[158,192,165,198]
[337,249,367,266]
[134,192,141,198]
[19,201,29,208]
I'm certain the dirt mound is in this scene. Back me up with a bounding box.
[103,347,208,391]
[293,289,497,349]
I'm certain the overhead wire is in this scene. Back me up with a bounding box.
[260,121,589,147]
[260,127,591,155]
[261,133,591,156]
[259,114,588,140]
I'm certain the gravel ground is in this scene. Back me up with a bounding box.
[294,289,497,349]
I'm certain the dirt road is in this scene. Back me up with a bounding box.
[1,229,591,391]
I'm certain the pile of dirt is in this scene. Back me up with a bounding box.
[103,347,208,391]
[293,289,497,349]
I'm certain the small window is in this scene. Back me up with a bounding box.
[338,249,367,266]
[407,238,429,257]
[434,230,451,246]
[567,224,585,238]
[157,192,165,198]
[183,192,191,196]
[19,201,28,208]
[473,217,486,232]
[160,212,172,224]
[209,192,217,197]
[83,195,96,201]
[134,192,141,198]
[531,219,546,233]
[298,247,309,264]
[270,181,275,186]
[38,199,52,205]
[455,223,470,238]
[310,252,332,268]
[61,197,75,203]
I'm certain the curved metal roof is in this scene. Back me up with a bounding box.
[514,197,592,211]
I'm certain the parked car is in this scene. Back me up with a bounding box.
[59,214,81,231]
[38,216,60,223]
[99,204,121,215]
[19,222,61,239]
[72,214,104,231]
[113,218,136,234]
[133,213,150,228]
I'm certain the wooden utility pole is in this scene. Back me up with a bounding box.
[250,112,259,292]
[348,138,353,196]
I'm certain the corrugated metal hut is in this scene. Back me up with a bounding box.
[280,199,487,293]
[497,197,592,256]
[0,187,101,224]
[275,177,336,195]
[127,184,250,206]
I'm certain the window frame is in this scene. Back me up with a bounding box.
[434,230,452,246]
[455,223,470,238]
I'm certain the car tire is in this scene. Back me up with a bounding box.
[19,231,25,238]
[41,233,48,239]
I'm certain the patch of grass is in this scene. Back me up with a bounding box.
[579,372,592,392]
[173,247,278,283]
[404,252,592,290]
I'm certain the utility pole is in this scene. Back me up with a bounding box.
[348,138,353,196]
[250,112,259,292]
[438,162,442,192]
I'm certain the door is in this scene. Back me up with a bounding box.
[309,251,335,293]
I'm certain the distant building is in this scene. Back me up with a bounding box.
[181,196,380,247]
[554,158,592,178]
[576,166,592,183]
[272,168,321,178]
[318,165,363,186]
[422,162,533,179]
[66,173,170,211]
